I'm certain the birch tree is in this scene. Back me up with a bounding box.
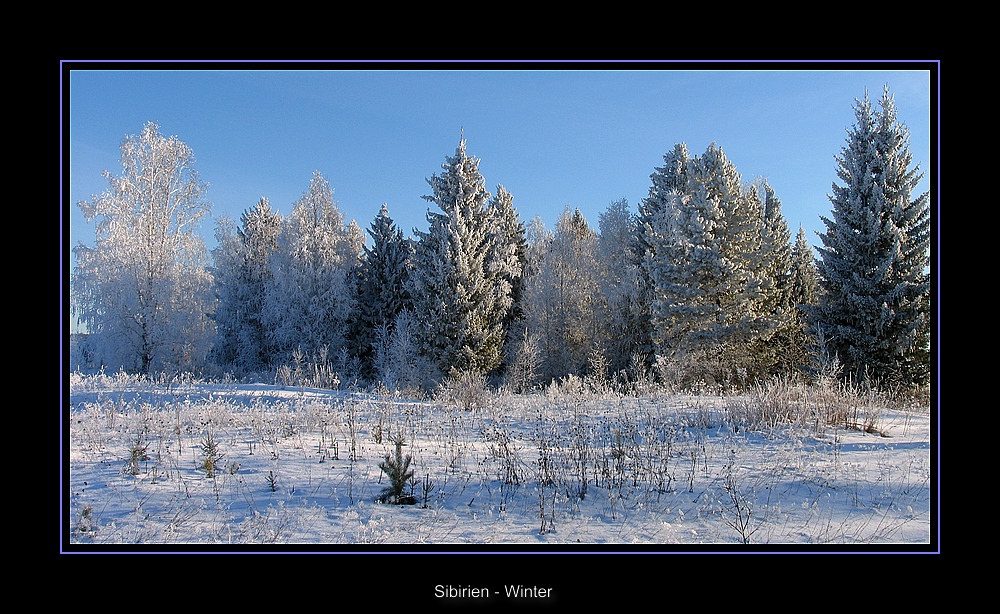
[262,171,363,365]
[72,122,214,374]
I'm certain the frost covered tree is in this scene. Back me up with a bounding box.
[409,139,513,377]
[632,143,692,370]
[211,197,282,373]
[72,122,214,374]
[640,143,771,387]
[597,198,645,375]
[524,206,602,381]
[262,171,364,365]
[372,309,426,392]
[351,203,413,381]
[523,215,552,280]
[790,226,820,310]
[743,182,804,379]
[486,185,527,337]
[812,86,930,386]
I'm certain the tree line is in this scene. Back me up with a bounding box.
[71,86,930,391]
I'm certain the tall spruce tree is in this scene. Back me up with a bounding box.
[640,143,771,387]
[409,139,511,377]
[812,86,930,386]
[632,143,693,368]
[487,185,527,336]
[351,203,413,380]
[745,182,801,379]
[783,226,822,377]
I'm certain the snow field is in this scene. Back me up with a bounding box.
[66,374,932,547]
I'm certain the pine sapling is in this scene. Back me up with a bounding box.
[377,435,415,504]
[200,432,223,478]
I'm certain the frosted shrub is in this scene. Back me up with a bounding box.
[799,375,886,435]
[584,344,610,395]
[277,346,341,390]
[504,329,541,394]
[544,373,586,398]
[123,434,149,476]
[436,369,490,412]
[76,504,95,535]
[728,376,805,431]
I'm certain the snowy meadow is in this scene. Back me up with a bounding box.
[65,369,934,551]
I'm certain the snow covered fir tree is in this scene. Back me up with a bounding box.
[408,138,524,379]
[811,86,931,387]
[71,87,930,395]
[350,203,413,381]
[637,143,782,388]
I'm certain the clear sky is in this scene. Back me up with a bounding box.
[64,61,936,332]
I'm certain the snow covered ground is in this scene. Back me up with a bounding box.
[64,371,934,551]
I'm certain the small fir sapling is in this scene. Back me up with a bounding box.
[377,436,416,504]
[200,432,223,478]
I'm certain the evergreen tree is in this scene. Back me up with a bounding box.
[212,197,282,372]
[790,226,820,310]
[641,143,770,387]
[487,185,527,336]
[744,182,802,379]
[783,226,822,377]
[409,139,511,377]
[812,86,930,387]
[351,203,413,380]
[262,171,363,364]
[632,143,693,368]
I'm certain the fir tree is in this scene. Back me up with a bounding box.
[781,226,822,377]
[744,182,802,379]
[351,203,412,380]
[377,436,415,504]
[632,143,692,368]
[790,226,820,310]
[641,143,770,387]
[409,139,511,377]
[486,185,527,338]
[812,86,930,386]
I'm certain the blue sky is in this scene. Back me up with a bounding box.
[65,61,935,332]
